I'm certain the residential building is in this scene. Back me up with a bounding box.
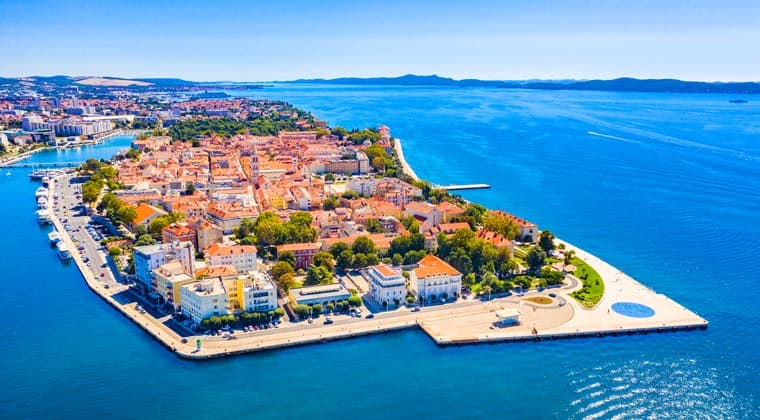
[162,222,197,249]
[132,202,168,228]
[276,242,321,270]
[153,260,195,311]
[410,254,462,303]
[366,264,407,307]
[204,243,258,273]
[179,278,229,325]
[133,241,195,292]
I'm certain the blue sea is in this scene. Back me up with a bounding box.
[2,86,758,418]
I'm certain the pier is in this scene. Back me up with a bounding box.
[437,183,491,191]
[2,161,81,168]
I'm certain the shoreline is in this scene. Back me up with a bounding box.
[45,167,707,360]
[393,138,419,181]
[1,129,145,167]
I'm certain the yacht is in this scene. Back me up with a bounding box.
[57,242,72,260]
[35,187,48,199]
[36,209,52,224]
[37,196,48,210]
[48,231,61,245]
[42,176,50,187]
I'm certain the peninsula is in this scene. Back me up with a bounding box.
[18,94,706,359]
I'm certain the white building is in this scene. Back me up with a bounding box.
[204,243,257,273]
[410,254,462,303]
[366,264,407,307]
[243,272,278,312]
[133,241,195,292]
[179,278,229,325]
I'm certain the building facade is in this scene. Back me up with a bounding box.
[133,241,195,292]
[366,264,407,307]
[410,254,462,303]
[205,243,258,273]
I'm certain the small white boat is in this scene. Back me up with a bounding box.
[35,187,48,198]
[37,197,48,210]
[48,231,61,244]
[5,171,10,176]
[57,242,72,260]
[36,209,51,224]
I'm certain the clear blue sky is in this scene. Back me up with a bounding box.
[1,0,759,82]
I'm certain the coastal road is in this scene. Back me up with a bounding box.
[50,174,122,291]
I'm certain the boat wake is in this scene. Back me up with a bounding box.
[586,131,641,144]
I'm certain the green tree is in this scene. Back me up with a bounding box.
[134,234,156,246]
[324,173,336,183]
[365,218,385,233]
[526,246,547,272]
[312,251,335,271]
[539,230,555,253]
[278,272,297,291]
[305,264,332,285]
[116,206,137,225]
[483,212,521,240]
[564,249,576,266]
[311,303,323,314]
[148,217,170,236]
[322,196,339,210]
[348,295,363,307]
[293,304,310,319]
[108,246,122,256]
[352,236,376,255]
[391,253,403,266]
[271,261,295,281]
[335,249,354,271]
[277,251,296,267]
[329,242,350,258]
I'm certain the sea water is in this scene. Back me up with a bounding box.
[2,86,759,418]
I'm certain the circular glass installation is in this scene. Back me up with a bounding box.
[611,302,655,318]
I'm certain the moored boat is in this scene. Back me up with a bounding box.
[35,187,48,198]
[36,209,51,224]
[48,231,61,245]
[57,242,72,260]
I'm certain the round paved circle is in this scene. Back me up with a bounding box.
[611,302,655,318]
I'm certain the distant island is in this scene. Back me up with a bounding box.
[287,74,760,94]
[2,74,759,95]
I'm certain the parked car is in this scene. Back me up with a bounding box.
[365,314,375,319]
[411,307,421,312]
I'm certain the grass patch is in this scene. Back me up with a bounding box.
[514,246,529,258]
[569,257,604,308]
[523,296,552,305]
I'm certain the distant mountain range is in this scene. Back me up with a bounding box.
[288,74,760,94]
[2,74,759,94]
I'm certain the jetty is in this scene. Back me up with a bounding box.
[437,183,491,191]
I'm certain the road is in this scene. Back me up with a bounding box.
[49,174,124,292]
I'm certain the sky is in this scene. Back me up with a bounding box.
[1,0,759,82]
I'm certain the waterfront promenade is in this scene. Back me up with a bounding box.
[47,172,706,360]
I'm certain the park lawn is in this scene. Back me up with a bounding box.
[569,256,604,308]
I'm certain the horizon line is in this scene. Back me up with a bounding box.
[3,73,760,84]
